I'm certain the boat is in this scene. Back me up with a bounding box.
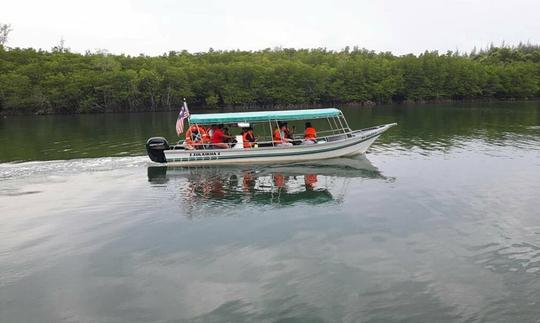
[146,108,396,166]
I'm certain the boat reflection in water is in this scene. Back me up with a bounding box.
[147,155,390,210]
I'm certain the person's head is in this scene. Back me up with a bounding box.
[305,122,312,129]
[241,127,247,133]
[280,123,288,130]
[248,127,253,133]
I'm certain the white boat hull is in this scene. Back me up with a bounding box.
[157,123,396,166]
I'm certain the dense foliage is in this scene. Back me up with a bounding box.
[1,44,540,114]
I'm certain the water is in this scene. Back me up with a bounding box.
[1,102,540,322]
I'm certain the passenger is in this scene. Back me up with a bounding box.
[223,127,235,144]
[248,127,257,147]
[303,122,317,144]
[282,122,294,140]
[184,125,209,150]
[212,124,233,149]
[242,127,257,148]
[273,123,293,146]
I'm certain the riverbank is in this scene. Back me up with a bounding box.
[2,98,540,116]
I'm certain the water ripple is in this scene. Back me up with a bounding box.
[469,242,540,275]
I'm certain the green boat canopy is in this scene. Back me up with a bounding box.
[189,108,342,125]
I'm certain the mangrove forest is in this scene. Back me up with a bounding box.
[1,44,540,114]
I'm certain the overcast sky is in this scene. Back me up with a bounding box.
[2,0,539,56]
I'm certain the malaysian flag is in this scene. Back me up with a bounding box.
[176,99,190,137]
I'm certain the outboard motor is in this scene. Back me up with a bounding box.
[146,137,169,163]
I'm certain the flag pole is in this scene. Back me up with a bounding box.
[184,98,190,129]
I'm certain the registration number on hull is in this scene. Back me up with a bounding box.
[189,152,221,157]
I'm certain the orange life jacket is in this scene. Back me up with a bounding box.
[273,128,283,144]
[304,127,317,140]
[242,132,255,148]
[185,125,209,145]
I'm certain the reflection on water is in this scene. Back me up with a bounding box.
[147,156,390,211]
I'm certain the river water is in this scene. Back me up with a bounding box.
[1,102,540,322]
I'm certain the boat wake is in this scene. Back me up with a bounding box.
[0,156,150,180]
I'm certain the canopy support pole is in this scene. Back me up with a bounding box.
[269,120,274,147]
[336,115,346,134]
[326,117,335,135]
[331,117,340,134]
[340,113,351,132]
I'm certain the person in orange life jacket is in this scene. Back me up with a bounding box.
[212,124,233,149]
[184,125,209,150]
[248,127,257,147]
[273,123,293,146]
[242,127,257,148]
[303,122,317,144]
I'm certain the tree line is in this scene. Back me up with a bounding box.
[1,42,539,114]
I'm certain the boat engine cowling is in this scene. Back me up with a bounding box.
[146,137,169,163]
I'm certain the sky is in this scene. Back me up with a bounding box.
[2,0,540,56]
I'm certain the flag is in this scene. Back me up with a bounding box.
[176,99,189,137]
